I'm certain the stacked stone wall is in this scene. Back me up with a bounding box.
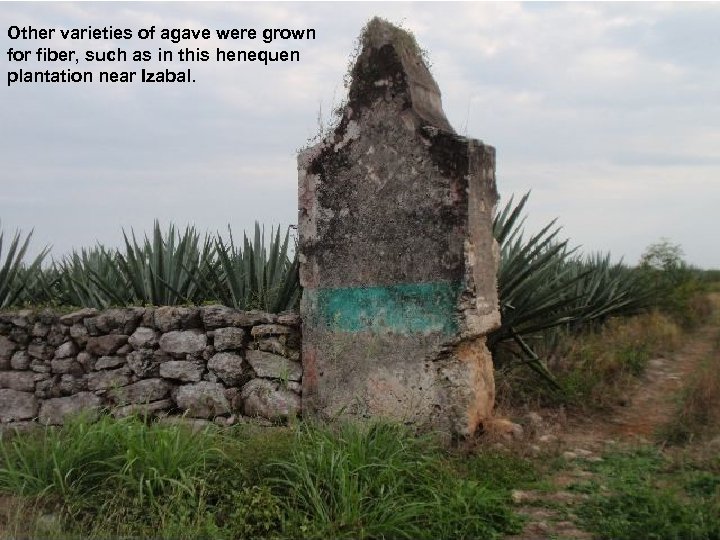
[0,306,301,426]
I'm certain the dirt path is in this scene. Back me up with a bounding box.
[507,295,720,539]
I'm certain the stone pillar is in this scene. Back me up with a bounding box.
[298,18,500,436]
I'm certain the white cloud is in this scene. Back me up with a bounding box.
[1,2,718,268]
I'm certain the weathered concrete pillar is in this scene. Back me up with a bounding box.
[298,18,500,436]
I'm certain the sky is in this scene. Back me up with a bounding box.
[1,1,719,269]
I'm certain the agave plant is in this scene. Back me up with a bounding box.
[214,223,300,312]
[0,224,49,308]
[489,193,652,386]
[116,221,218,306]
[564,253,652,327]
[53,246,131,309]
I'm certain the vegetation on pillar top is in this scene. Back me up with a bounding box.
[345,17,453,133]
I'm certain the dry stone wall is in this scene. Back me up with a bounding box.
[0,306,301,426]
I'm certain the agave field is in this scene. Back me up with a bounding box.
[0,221,300,313]
[0,194,705,385]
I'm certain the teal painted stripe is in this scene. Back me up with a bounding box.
[312,282,461,335]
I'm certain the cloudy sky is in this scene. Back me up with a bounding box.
[1,2,719,268]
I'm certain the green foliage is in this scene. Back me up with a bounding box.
[0,417,523,539]
[576,448,720,540]
[496,311,681,409]
[637,238,713,328]
[490,193,653,386]
[454,449,539,490]
[116,221,218,306]
[640,238,685,272]
[0,221,299,313]
[53,246,130,309]
[266,421,522,539]
[0,414,228,501]
[0,224,48,307]
[214,222,300,312]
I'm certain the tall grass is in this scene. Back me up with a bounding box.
[495,311,682,409]
[0,417,522,539]
[266,421,522,539]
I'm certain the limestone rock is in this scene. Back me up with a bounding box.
[29,359,51,373]
[86,335,128,356]
[38,392,101,425]
[84,308,144,335]
[10,311,33,328]
[213,327,246,351]
[241,379,300,420]
[69,324,89,346]
[173,382,230,418]
[246,350,302,381]
[58,374,86,395]
[54,341,78,359]
[46,325,67,346]
[0,389,38,421]
[10,350,30,370]
[87,368,131,391]
[76,351,96,371]
[200,305,245,329]
[154,307,201,332]
[224,387,243,411]
[159,360,204,382]
[94,355,126,370]
[201,306,275,329]
[50,358,84,376]
[251,324,293,338]
[126,350,156,377]
[9,327,30,345]
[32,323,49,338]
[0,335,17,360]
[113,398,173,419]
[255,337,290,357]
[128,326,159,349]
[110,378,172,406]
[59,308,99,325]
[208,352,245,386]
[276,312,301,326]
[0,371,37,392]
[28,343,53,360]
[159,330,206,355]
[487,418,524,440]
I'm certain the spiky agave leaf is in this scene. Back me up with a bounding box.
[117,221,218,306]
[491,193,657,387]
[214,223,300,312]
[53,246,130,309]
[0,223,49,308]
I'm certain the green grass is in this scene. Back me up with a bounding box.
[0,416,523,539]
[573,447,720,540]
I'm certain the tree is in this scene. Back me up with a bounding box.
[639,238,685,272]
